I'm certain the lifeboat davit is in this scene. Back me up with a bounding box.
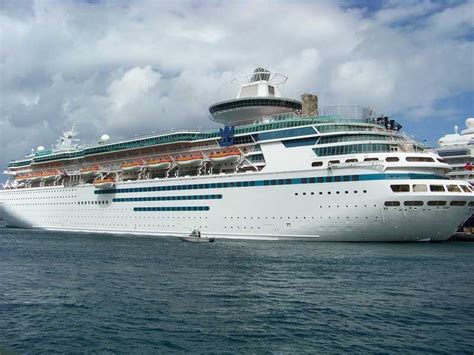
[93,178,115,189]
[209,147,241,164]
[176,154,205,167]
[147,156,173,170]
[43,169,62,181]
[80,164,101,177]
[121,160,145,173]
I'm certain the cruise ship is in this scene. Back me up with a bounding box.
[1,68,473,241]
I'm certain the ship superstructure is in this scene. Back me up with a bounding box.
[1,68,473,241]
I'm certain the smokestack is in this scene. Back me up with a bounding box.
[301,93,318,116]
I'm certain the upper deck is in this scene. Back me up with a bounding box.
[7,113,399,169]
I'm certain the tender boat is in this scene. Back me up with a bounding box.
[15,174,29,183]
[93,178,115,189]
[29,173,43,182]
[180,230,215,243]
[80,164,101,176]
[121,160,145,172]
[43,169,62,181]
[209,147,241,164]
[175,154,205,167]
[147,156,173,170]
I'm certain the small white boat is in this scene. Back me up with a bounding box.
[180,230,215,243]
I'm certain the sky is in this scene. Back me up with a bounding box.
[0,0,473,176]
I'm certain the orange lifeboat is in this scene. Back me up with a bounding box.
[80,164,101,176]
[15,173,30,183]
[43,169,62,181]
[175,154,205,167]
[93,178,115,189]
[29,171,44,182]
[147,156,173,170]
[209,147,241,164]
[121,160,145,172]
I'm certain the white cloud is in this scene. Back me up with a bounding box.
[0,0,473,172]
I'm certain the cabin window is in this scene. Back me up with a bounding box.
[406,157,435,162]
[312,161,323,167]
[450,201,466,206]
[386,157,399,162]
[384,201,400,207]
[345,159,358,163]
[430,185,445,192]
[437,158,446,163]
[328,160,340,165]
[447,185,462,193]
[413,184,428,192]
[427,201,446,206]
[461,185,472,193]
[404,201,423,206]
[364,158,379,162]
[391,184,410,193]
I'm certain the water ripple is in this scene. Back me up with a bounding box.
[0,228,473,353]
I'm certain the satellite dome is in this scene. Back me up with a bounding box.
[37,146,45,152]
[100,134,110,142]
[466,118,474,128]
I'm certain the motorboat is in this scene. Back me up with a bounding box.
[180,230,215,243]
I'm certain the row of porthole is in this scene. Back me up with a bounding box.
[2,195,77,200]
[295,189,367,196]
[78,201,109,205]
[385,200,473,207]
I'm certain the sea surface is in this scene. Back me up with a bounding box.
[0,228,473,354]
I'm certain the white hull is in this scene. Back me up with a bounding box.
[1,169,472,242]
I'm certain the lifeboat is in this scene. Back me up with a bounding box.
[93,178,115,189]
[29,172,44,182]
[147,156,173,170]
[80,164,101,177]
[176,154,205,167]
[15,174,30,183]
[43,169,62,181]
[209,147,241,164]
[121,160,145,173]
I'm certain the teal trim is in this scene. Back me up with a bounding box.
[95,173,447,195]
[134,206,209,212]
[114,194,222,202]
[257,127,316,141]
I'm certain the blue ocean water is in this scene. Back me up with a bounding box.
[0,228,473,354]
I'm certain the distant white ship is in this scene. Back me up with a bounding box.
[435,118,474,234]
[1,68,473,241]
[436,118,474,185]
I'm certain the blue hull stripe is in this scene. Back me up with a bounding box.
[134,206,209,212]
[95,173,447,195]
[113,194,222,202]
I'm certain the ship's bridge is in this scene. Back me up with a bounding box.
[209,68,302,126]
